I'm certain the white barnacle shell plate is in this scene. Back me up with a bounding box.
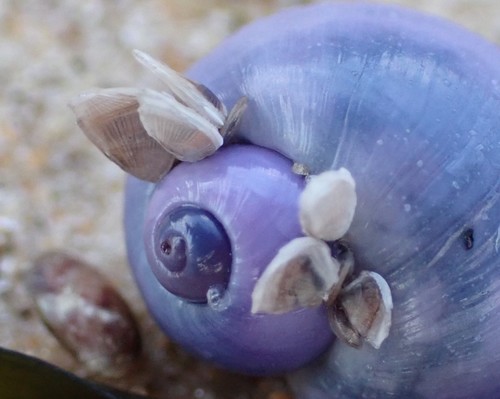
[68,87,176,182]
[138,89,223,162]
[299,168,357,241]
[329,270,393,349]
[70,50,239,181]
[251,236,341,314]
[132,49,227,127]
[361,271,393,349]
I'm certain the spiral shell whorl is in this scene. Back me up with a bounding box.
[128,145,335,375]
[183,3,500,398]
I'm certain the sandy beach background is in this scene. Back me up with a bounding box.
[1,1,499,398]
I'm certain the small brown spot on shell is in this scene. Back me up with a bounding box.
[25,251,141,377]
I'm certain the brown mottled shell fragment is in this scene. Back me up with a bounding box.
[26,251,141,377]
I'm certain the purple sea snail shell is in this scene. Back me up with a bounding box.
[71,2,500,398]
[129,145,336,375]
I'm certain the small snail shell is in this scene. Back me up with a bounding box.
[126,145,335,375]
[73,2,500,397]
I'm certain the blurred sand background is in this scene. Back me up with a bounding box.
[0,1,499,398]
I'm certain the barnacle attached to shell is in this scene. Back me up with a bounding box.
[252,167,392,349]
[70,48,394,372]
[68,88,176,182]
[328,271,393,349]
[68,3,500,397]
[250,237,341,314]
[299,168,357,241]
[69,50,247,182]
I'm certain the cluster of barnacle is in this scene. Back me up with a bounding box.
[5,1,500,397]
[70,50,393,350]
[2,46,394,399]
[69,50,247,183]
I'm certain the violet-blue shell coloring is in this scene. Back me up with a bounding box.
[125,2,500,397]
[126,145,334,375]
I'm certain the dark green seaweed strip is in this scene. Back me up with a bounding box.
[0,347,151,399]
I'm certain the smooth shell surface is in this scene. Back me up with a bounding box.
[192,3,499,398]
[126,145,334,375]
[125,3,500,397]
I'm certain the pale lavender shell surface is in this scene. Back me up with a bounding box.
[126,3,500,397]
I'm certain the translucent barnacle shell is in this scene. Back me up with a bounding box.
[70,51,248,182]
[251,236,341,314]
[69,88,175,182]
[328,271,393,349]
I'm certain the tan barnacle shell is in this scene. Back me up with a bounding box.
[137,89,223,162]
[251,236,341,314]
[71,50,249,182]
[324,243,355,307]
[219,96,249,141]
[299,168,357,241]
[133,49,227,127]
[328,271,393,349]
[69,87,175,182]
[133,50,247,146]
